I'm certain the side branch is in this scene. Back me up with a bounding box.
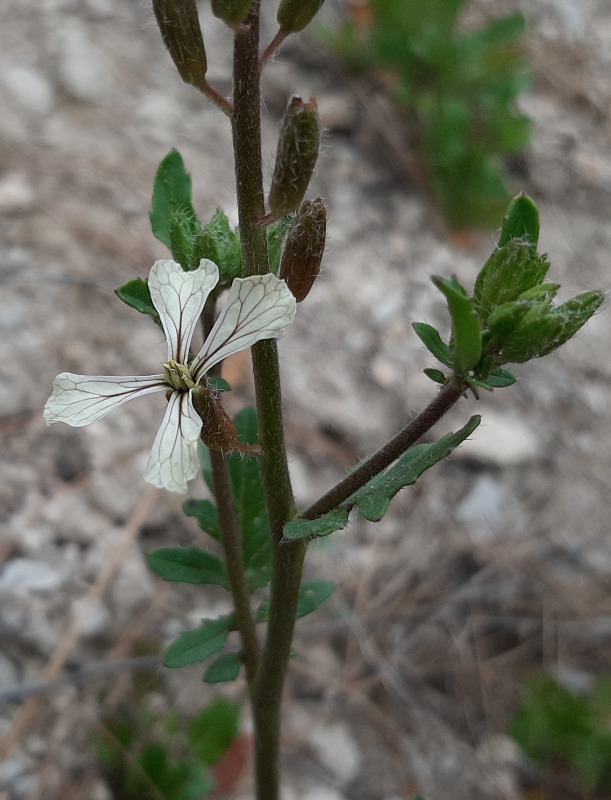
[301,376,468,521]
[210,450,260,681]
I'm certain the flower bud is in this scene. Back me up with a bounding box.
[268,96,321,219]
[277,0,325,33]
[279,198,326,302]
[474,241,549,320]
[211,0,253,27]
[153,0,207,89]
[496,290,603,365]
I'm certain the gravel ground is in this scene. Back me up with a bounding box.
[1,1,611,798]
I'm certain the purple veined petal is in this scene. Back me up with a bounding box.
[191,274,296,381]
[144,389,202,493]
[148,259,220,364]
[44,373,167,427]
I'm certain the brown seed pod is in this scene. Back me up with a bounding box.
[279,198,326,302]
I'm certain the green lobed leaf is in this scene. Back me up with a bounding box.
[150,149,198,249]
[412,321,453,368]
[183,499,221,542]
[188,697,239,765]
[203,652,242,684]
[147,546,230,590]
[282,508,350,541]
[163,616,234,668]
[497,192,539,248]
[432,275,482,373]
[284,417,481,539]
[295,579,335,619]
[114,278,160,323]
[347,415,481,521]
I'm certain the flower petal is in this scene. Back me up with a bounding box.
[149,259,219,363]
[44,373,167,427]
[191,274,296,380]
[144,390,202,493]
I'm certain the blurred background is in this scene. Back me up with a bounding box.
[1,0,611,798]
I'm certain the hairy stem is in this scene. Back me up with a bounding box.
[202,305,260,682]
[302,377,467,521]
[210,450,260,681]
[232,5,305,799]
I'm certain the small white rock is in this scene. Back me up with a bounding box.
[307,722,360,786]
[56,21,111,102]
[300,786,347,800]
[71,597,112,639]
[455,474,507,539]
[455,411,539,467]
[0,651,20,691]
[0,173,34,212]
[0,558,65,593]
[3,66,55,114]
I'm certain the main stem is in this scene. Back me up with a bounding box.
[232,6,306,799]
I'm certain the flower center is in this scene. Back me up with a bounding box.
[163,359,197,392]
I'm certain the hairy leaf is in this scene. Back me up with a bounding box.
[282,508,350,541]
[115,278,160,323]
[150,150,197,249]
[147,546,230,589]
[412,321,453,368]
[348,416,481,521]
[163,616,234,668]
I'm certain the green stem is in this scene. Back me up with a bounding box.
[210,452,260,682]
[202,305,260,683]
[301,377,467,521]
[231,5,305,799]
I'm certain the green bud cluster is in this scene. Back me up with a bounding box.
[413,194,604,390]
[279,198,326,302]
[152,0,207,89]
[268,96,321,219]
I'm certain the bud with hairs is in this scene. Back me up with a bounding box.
[268,96,321,220]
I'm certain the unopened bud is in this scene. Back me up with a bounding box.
[279,198,326,302]
[268,96,321,219]
[153,0,207,89]
[277,0,325,33]
[211,0,253,27]
[492,290,604,365]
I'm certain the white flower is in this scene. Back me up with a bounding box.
[44,259,296,493]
